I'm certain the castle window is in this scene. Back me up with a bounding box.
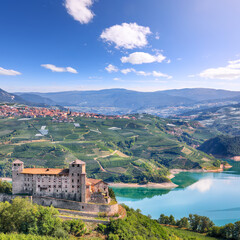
[65,185,67,188]
[54,185,56,188]
[49,185,51,188]
[72,179,74,183]
[82,206,84,209]
[72,185,74,188]
[77,179,79,183]
[77,173,80,176]
[72,173,74,176]
[77,164,80,167]
[14,164,16,166]
[49,189,50,192]
[65,190,67,192]
[58,185,61,188]
[72,165,74,167]
[77,185,80,188]
[38,185,40,187]
[17,173,18,176]
[57,190,58,192]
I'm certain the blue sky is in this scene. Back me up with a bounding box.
[1,0,240,92]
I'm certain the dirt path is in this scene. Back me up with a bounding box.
[94,157,106,172]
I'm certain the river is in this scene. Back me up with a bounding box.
[112,160,240,226]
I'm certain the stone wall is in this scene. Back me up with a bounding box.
[0,193,118,215]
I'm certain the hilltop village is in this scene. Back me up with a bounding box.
[0,105,137,122]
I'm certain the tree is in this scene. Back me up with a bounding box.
[0,180,12,194]
[109,188,116,201]
[158,214,170,225]
[176,217,189,229]
[233,221,240,240]
[63,219,86,237]
[169,215,176,225]
[223,223,234,239]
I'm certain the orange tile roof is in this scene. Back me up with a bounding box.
[86,178,106,186]
[21,168,69,175]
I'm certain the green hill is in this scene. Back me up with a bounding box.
[199,135,240,157]
[0,114,219,183]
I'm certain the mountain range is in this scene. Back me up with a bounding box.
[1,88,239,114]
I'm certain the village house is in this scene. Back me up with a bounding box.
[12,159,110,204]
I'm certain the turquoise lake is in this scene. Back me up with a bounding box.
[112,161,240,226]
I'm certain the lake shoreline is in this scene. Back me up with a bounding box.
[108,182,178,189]
[170,163,232,176]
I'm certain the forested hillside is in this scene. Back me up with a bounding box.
[199,135,240,157]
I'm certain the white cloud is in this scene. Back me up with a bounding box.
[41,64,78,73]
[100,23,151,49]
[121,68,171,79]
[105,64,118,73]
[113,77,121,81]
[65,0,95,24]
[121,68,135,74]
[227,59,240,69]
[121,52,166,65]
[0,67,21,76]
[198,59,240,80]
[152,71,172,79]
[66,67,78,73]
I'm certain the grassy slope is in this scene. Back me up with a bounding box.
[0,114,219,183]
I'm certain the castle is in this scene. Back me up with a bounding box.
[12,159,110,204]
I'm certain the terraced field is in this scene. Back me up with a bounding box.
[0,114,220,183]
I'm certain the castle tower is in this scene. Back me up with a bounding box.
[12,160,24,194]
[69,160,86,202]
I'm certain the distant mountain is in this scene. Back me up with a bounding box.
[163,88,240,102]
[34,88,195,108]
[199,135,240,157]
[16,93,56,105]
[13,88,240,115]
[0,88,26,104]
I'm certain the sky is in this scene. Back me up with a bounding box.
[1,0,240,92]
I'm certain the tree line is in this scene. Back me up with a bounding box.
[159,213,240,239]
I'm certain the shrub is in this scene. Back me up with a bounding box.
[63,219,86,237]
[0,180,12,194]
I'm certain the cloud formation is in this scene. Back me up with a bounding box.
[0,67,21,76]
[100,23,151,49]
[41,64,78,73]
[121,52,166,65]
[65,0,95,24]
[198,59,240,80]
[105,64,118,73]
[121,68,171,79]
